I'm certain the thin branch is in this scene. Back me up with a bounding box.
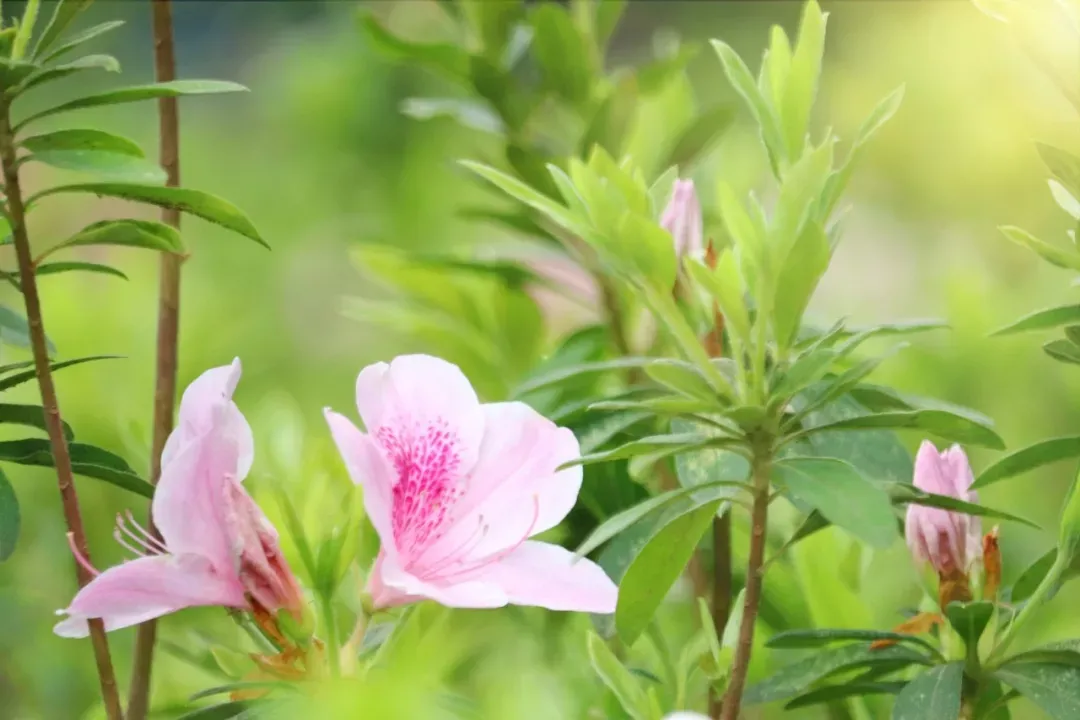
[707,511,732,719]
[0,99,124,720]
[128,1,183,716]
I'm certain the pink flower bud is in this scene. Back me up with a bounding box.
[660,179,703,259]
[905,441,982,576]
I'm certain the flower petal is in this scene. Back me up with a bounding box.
[913,440,948,494]
[53,554,245,638]
[372,550,507,610]
[355,354,484,475]
[418,402,581,568]
[152,408,240,566]
[324,409,395,553]
[161,358,254,480]
[477,541,617,613]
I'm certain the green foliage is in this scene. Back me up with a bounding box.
[892,663,964,720]
[0,468,18,562]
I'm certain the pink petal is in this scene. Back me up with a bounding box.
[53,554,246,638]
[372,550,507,610]
[476,541,617,613]
[419,402,581,567]
[152,407,241,566]
[161,358,254,480]
[942,445,976,499]
[324,409,396,555]
[913,440,949,494]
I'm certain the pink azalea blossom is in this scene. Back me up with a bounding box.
[905,440,983,575]
[660,179,704,259]
[54,359,302,638]
[324,354,617,613]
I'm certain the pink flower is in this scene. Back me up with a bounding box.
[905,440,983,576]
[324,354,617,613]
[54,359,303,638]
[660,179,703,259]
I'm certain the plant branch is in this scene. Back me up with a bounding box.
[0,99,124,720]
[708,510,732,718]
[987,551,1069,666]
[128,2,183,716]
[719,449,772,720]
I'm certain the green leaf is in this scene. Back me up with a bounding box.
[39,20,124,63]
[1000,225,1080,271]
[586,632,649,720]
[18,80,248,129]
[0,439,151,498]
[892,663,964,720]
[21,128,144,158]
[975,436,1080,490]
[0,403,72,441]
[176,701,253,719]
[798,409,1005,450]
[643,359,719,403]
[530,3,591,107]
[615,499,721,645]
[20,53,120,92]
[359,14,469,81]
[594,0,625,53]
[685,251,751,345]
[0,304,39,351]
[0,354,119,392]
[991,304,1080,336]
[744,643,931,705]
[773,221,831,350]
[662,105,735,171]
[1049,179,1080,220]
[785,682,906,711]
[514,357,656,397]
[43,219,182,260]
[945,601,993,651]
[1045,339,1080,365]
[400,97,504,135]
[580,73,637,157]
[781,0,827,159]
[994,662,1080,719]
[566,432,727,468]
[460,160,589,238]
[1037,143,1080,199]
[32,0,93,58]
[889,485,1038,529]
[773,457,897,548]
[768,628,939,655]
[774,348,837,398]
[29,185,265,247]
[711,40,785,166]
[0,468,18,562]
[28,150,165,183]
[35,261,127,281]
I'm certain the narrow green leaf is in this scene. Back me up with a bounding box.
[28,150,165,183]
[21,128,144,158]
[615,499,721,645]
[711,40,785,164]
[43,219,181,260]
[0,303,38,350]
[1037,143,1080,199]
[0,468,18,561]
[530,4,591,106]
[1045,339,1080,364]
[781,0,827,159]
[786,682,906,711]
[0,354,120,392]
[774,457,897,548]
[40,20,124,63]
[176,701,252,719]
[685,251,751,344]
[663,105,735,170]
[890,485,1038,529]
[514,357,658,397]
[644,359,719,403]
[945,601,993,651]
[773,221,831,350]
[586,632,649,720]
[774,348,837,398]
[359,15,469,82]
[994,662,1080,719]
[820,87,903,216]
[975,436,1080,490]
[892,663,964,720]
[798,409,1005,450]
[32,0,93,58]
[0,403,72,440]
[564,432,725,468]
[29,185,265,247]
[18,80,248,129]
[20,53,120,92]
[1000,225,1080,271]
[0,438,151,498]
[991,304,1080,336]
[460,160,589,238]
[400,97,504,135]
[768,628,939,656]
[35,261,127,280]
[1049,179,1080,220]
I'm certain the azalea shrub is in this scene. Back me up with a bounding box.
[6,0,1080,719]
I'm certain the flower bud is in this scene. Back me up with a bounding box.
[660,179,703,259]
[905,441,982,578]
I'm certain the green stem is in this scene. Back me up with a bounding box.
[11,0,38,60]
[320,593,341,677]
[988,552,1069,665]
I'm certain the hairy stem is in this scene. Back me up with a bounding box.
[708,511,732,718]
[720,451,771,720]
[128,2,182,716]
[0,100,124,720]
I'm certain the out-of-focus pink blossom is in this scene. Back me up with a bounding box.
[660,179,704,259]
[325,354,617,613]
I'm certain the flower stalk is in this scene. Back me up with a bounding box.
[129,1,183,715]
[0,97,125,720]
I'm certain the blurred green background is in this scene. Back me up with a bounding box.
[0,1,1078,717]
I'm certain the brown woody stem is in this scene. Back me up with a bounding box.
[128,1,182,717]
[719,450,771,720]
[0,100,125,720]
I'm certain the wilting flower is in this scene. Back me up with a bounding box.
[54,359,303,637]
[324,354,617,613]
[905,441,982,576]
[660,178,704,259]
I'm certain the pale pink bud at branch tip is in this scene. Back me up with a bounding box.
[53,358,303,638]
[324,353,618,613]
[660,178,704,259]
[904,440,982,577]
